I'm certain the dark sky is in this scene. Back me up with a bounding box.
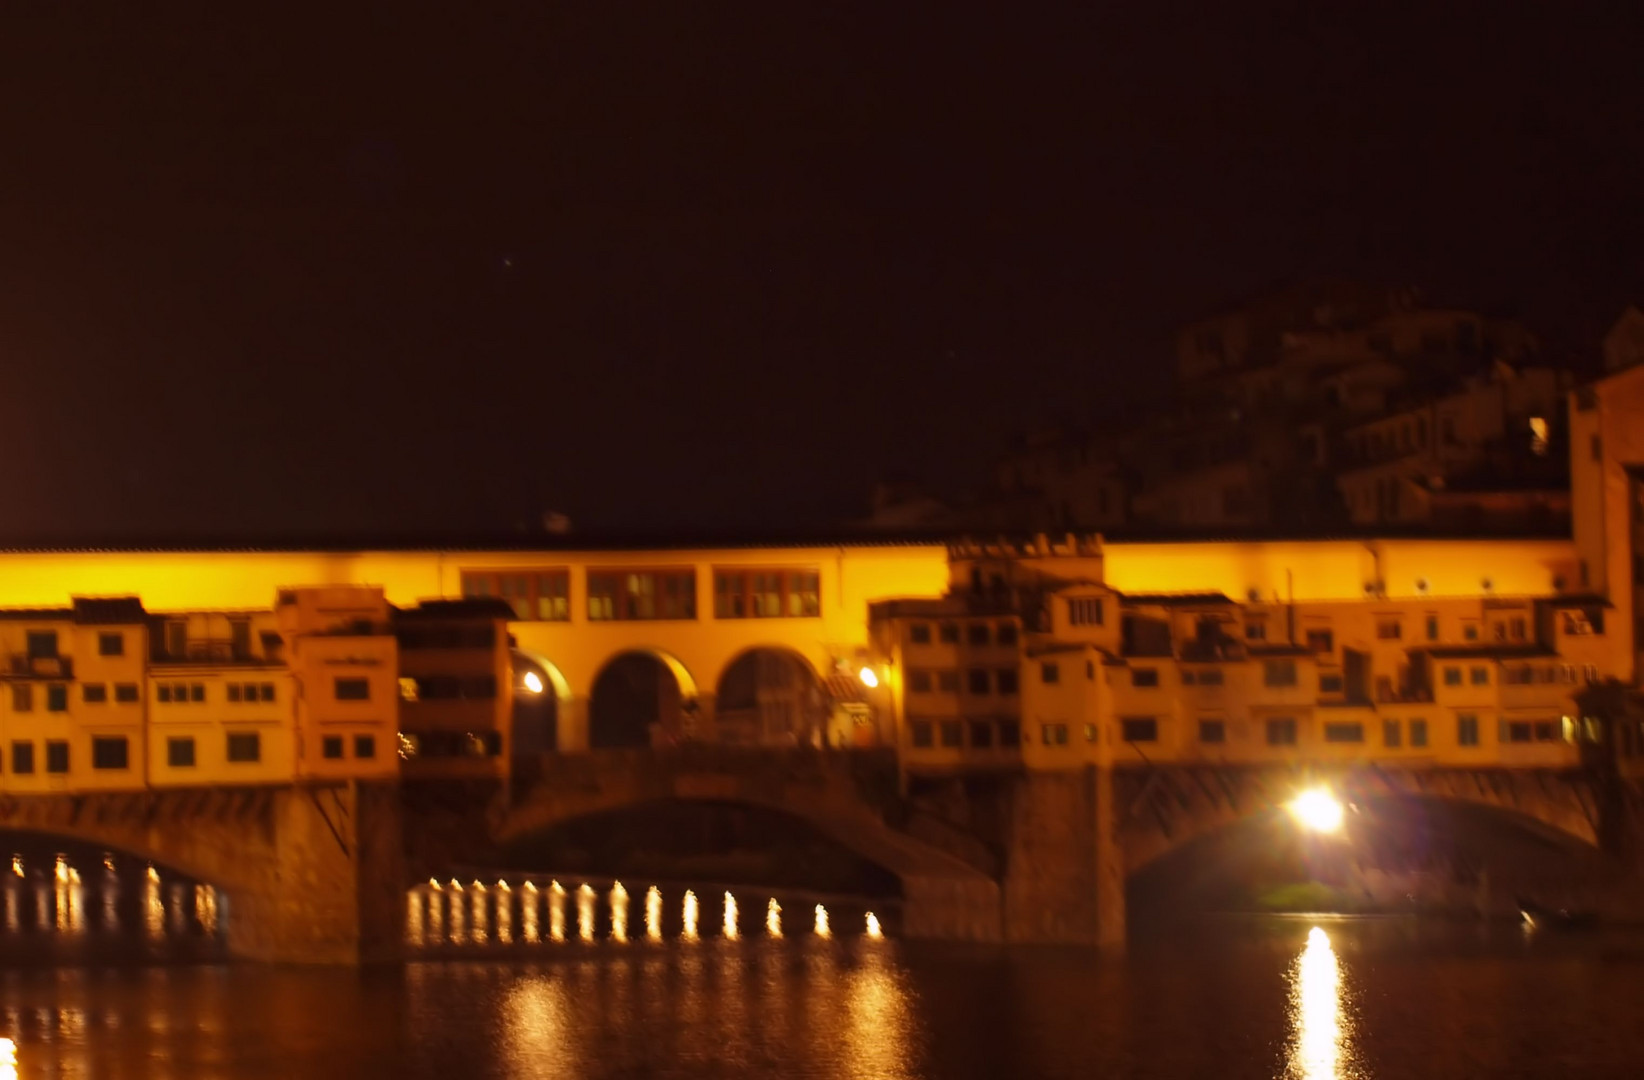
[1,4,1640,537]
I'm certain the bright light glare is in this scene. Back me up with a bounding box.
[522,670,544,694]
[858,667,879,688]
[1288,926,1350,1079]
[1287,788,1344,833]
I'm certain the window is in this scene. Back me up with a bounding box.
[322,735,344,759]
[91,737,128,770]
[190,684,204,702]
[938,623,960,644]
[167,737,195,767]
[1444,667,1462,686]
[1508,617,1526,641]
[909,721,934,749]
[969,721,994,749]
[11,742,33,774]
[45,741,69,773]
[1319,673,1343,694]
[1376,618,1402,640]
[1264,660,1298,687]
[909,623,931,645]
[1245,619,1267,640]
[998,721,1022,747]
[1470,667,1489,686]
[1410,719,1428,747]
[227,733,261,763]
[1384,719,1402,747]
[967,669,991,695]
[1042,723,1070,746]
[1502,721,1534,744]
[1457,714,1480,746]
[260,683,275,702]
[1086,660,1096,680]
[462,569,572,621]
[1323,722,1364,743]
[228,683,241,702]
[97,632,124,657]
[587,569,696,621]
[1131,668,1159,688]
[82,683,107,704]
[114,684,139,703]
[713,569,820,618]
[965,623,990,646]
[1266,718,1298,746]
[936,670,960,692]
[335,678,370,701]
[25,630,58,659]
[1199,720,1225,744]
[354,735,377,759]
[939,721,962,749]
[1193,668,1225,686]
[996,623,1019,645]
[46,685,67,712]
[1121,718,1157,742]
[908,670,933,693]
[163,620,187,658]
[1305,629,1333,654]
[1083,723,1098,743]
[1041,662,1060,684]
[11,684,31,712]
[1068,598,1104,626]
[996,669,1019,695]
[156,684,171,703]
[1426,615,1440,641]
[1464,623,1479,641]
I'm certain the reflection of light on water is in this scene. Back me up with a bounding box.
[865,912,882,939]
[9,857,20,878]
[522,882,540,943]
[502,975,576,1073]
[470,881,490,944]
[845,952,914,1079]
[682,890,699,941]
[1286,926,1355,1079]
[34,886,49,931]
[645,886,662,942]
[406,890,425,946]
[449,881,468,944]
[548,881,566,943]
[767,898,782,938]
[576,884,595,942]
[144,876,164,940]
[4,885,16,932]
[195,885,218,937]
[54,856,69,884]
[814,904,830,938]
[496,881,513,944]
[610,882,628,943]
[723,892,739,940]
[0,1036,15,1080]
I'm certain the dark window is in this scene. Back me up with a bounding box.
[45,741,69,773]
[461,569,572,621]
[1319,674,1343,694]
[1323,722,1364,744]
[1083,723,1098,742]
[1266,718,1298,746]
[91,737,128,770]
[227,684,242,702]
[1426,616,1439,641]
[936,670,960,692]
[25,631,58,660]
[1131,668,1159,688]
[230,619,251,659]
[97,632,124,657]
[908,623,931,644]
[335,678,370,701]
[1194,668,1226,687]
[260,683,275,702]
[938,623,959,644]
[167,738,195,767]
[227,733,261,763]
[1042,723,1070,746]
[354,735,376,759]
[1464,623,1479,641]
[190,683,204,702]
[1198,720,1225,744]
[1068,598,1104,626]
[967,669,991,694]
[910,721,934,749]
[1410,719,1428,747]
[1121,718,1157,742]
[165,621,187,658]
[908,670,933,693]
[712,569,820,618]
[114,684,139,703]
[82,683,107,704]
[1383,719,1402,747]
[1458,714,1479,747]
[939,721,962,748]
[996,623,1019,645]
[1263,660,1297,687]
[462,677,498,699]
[1376,618,1401,640]
[46,685,67,712]
[11,742,33,774]
[996,669,1019,695]
[1305,629,1333,654]
[1470,667,1489,686]
[966,623,990,646]
[998,721,1022,747]
[587,569,696,621]
[156,684,171,703]
[322,736,344,759]
[1041,662,1060,684]
[1444,667,1462,686]
[969,721,994,748]
[11,684,31,712]
[1245,619,1267,640]
[1502,721,1533,744]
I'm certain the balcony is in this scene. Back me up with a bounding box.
[7,654,74,679]
[154,639,258,665]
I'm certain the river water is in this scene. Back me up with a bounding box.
[4,909,1644,1078]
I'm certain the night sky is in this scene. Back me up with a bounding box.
[2,4,1640,538]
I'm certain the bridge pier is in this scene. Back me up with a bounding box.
[998,767,1125,944]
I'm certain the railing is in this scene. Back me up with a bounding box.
[155,639,254,664]
[6,654,74,678]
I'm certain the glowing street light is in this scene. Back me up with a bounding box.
[858,666,879,689]
[1287,787,1344,834]
[522,670,544,695]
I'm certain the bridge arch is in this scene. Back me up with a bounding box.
[588,649,700,749]
[510,649,573,754]
[713,645,825,746]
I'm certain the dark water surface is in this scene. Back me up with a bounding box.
[4,917,1644,1078]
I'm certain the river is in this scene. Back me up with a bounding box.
[4,910,1644,1078]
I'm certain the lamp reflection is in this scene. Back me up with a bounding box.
[1286,925,1357,1079]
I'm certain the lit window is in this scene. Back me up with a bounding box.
[1529,417,1549,456]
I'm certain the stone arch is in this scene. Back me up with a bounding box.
[510,649,572,754]
[712,645,825,746]
[588,649,700,749]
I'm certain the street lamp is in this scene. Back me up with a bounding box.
[857,666,879,689]
[1287,787,1344,834]
[521,670,544,695]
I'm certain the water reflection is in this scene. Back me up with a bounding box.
[645,886,662,942]
[576,884,596,943]
[682,890,699,941]
[814,904,830,939]
[548,881,567,943]
[1286,926,1358,1080]
[766,898,782,938]
[722,892,739,940]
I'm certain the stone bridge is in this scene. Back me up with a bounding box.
[0,783,403,964]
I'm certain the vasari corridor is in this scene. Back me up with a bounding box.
[5,4,1644,1078]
